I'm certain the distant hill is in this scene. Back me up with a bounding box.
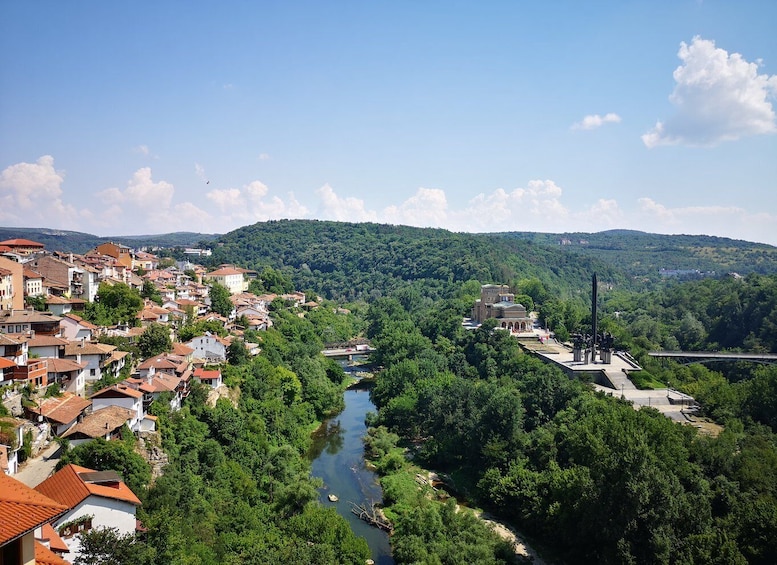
[497,230,777,280]
[0,227,219,254]
[207,220,626,301]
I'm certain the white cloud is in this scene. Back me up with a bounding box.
[133,145,158,159]
[194,163,208,183]
[643,36,777,147]
[258,153,270,161]
[636,197,777,243]
[572,113,622,130]
[205,180,309,229]
[315,183,378,222]
[0,155,83,226]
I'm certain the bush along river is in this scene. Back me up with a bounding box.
[308,376,394,565]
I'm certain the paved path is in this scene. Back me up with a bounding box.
[14,442,61,487]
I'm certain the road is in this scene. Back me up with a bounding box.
[14,442,61,487]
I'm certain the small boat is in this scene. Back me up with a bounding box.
[328,494,339,502]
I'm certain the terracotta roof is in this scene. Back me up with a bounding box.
[0,267,11,277]
[205,266,244,276]
[0,333,27,346]
[34,540,70,565]
[193,368,221,380]
[45,296,85,305]
[0,474,68,545]
[63,313,98,330]
[0,238,44,247]
[90,383,143,399]
[137,356,179,371]
[40,522,69,553]
[28,335,69,348]
[0,245,11,253]
[30,393,91,425]
[35,464,141,507]
[61,406,134,439]
[0,310,62,324]
[45,358,87,373]
[0,357,15,369]
[64,341,115,357]
[23,268,43,278]
[172,342,194,356]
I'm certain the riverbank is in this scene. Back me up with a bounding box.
[417,469,548,564]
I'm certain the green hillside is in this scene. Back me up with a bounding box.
[207,220,625,301]
[0,227,218,254]
[499,229,777,280]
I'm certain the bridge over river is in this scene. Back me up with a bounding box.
[648,351,777,366]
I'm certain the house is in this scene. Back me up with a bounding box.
[22,268,44,298]
[203,266,246,295]
[60,406,135,446]
[35,464,141,563]
[62,340,119,382]
[31,255,86,300]
[0,310,62,337]
[0,267,14,311]
[92,242,133,270]
[60,313,99,341]
[0,357,15,386]
[27,335,68,360]
[0,256,24,311]
[45,358,88,396]
[193,367,222,389]
[89,384,143,431]
[186,333,227,363]
[0,238,45,255]
[27,393,91,437]
[0,473,69,565]
[0,417,25,475]
[13,358,49,389]
[45,295,86,317]
[0,333,28,368]
[133,250,158,271]
[127,372,182,412]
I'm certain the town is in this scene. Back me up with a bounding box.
[0,237,310,564]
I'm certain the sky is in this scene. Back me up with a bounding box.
[1,1,776,244]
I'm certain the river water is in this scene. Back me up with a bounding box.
[308,383,394,564]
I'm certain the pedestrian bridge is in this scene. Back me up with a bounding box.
[648,351,777,366]
[321,346,376,360]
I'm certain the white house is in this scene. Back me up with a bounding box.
[35,464,141,563]
[89,384,144,431]
[185,333,228,363]
[203,266,246,295]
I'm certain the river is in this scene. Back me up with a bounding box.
[308,382,394,564]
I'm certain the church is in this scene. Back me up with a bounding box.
[471,284,533,333]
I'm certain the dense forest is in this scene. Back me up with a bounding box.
[364,278,777,564]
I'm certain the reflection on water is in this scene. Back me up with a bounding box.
[308,387,394,565]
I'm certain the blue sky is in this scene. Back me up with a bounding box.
[2,1,776,244]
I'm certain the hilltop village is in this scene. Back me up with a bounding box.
[0,237,314,564]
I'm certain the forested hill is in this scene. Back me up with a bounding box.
[0,227,218,253]
[208,220,625,301]
[499,229,777,279]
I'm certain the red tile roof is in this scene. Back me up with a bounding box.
[39,523,69,553]
[0,238,44,248]
[34,540,70,565]
[90,383,143,399]
[35,464,141,508]
[0,474,68,545]
[0,357,15,369]
[30,393,91,425]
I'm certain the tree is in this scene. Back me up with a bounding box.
[74,527,155,565]
[227,338,250,366]
[84,282,143,326]
[209,282,233,317]
[137,323,171,358]
[140,279,163,305]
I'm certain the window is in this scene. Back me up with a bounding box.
[90,368,96,376]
